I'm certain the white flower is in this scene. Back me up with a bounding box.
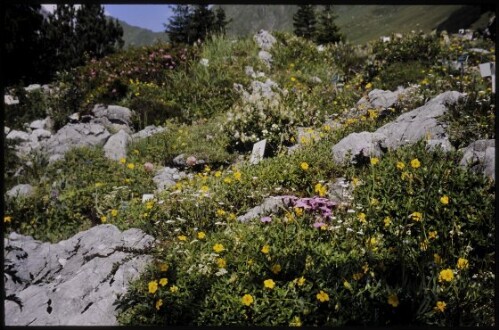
[215,268,228,276]
[200,58,209,66]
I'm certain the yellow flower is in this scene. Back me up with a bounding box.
[4,216,12,223]
[434,253,442,264]
[300,162,309,171]
[197,232,206,240]
[383,216,392,227]
[233,171,242,181]
[434,301,446,313]
[352,272,363,281]
[228,213,237,221]
[223,177,232,184]
[155,299,163,310]
[457,258,469,270]
[148,280,158,294]
[289,316,302,327]
[314,183,327,197]
[216,258,226,268]
[261,244,270,254]
[216,209,226,217]
[365,82,373,89]
[285,212,295,222]
[95,182,103,188]
[410,212,423,222]
[214,171,222,177]
[351,177,360,187]
[178,235,187,241]
[213,243,225,253]
[440,195,449,205]
[396,161,405,170]
[203,165,211,173]
[146,201,154,210]
[294,207,303,216]
[160,263,168,272]
[133,149,140,155]
[358,212,367,224]
[428,231,438,240]
[296,276,306,286]
[438,268,454,282]
[159,278,168,286]
[370,157,379,165]
[410,158,421,169]
[343,280,353,291]
[247,259,254,266]
[387,293,399,307]
[169,285,179,293]
[264,279,276,289]
[200,185,209,192]
[119,157,126,164]
[271,264,282,274]
[291,76,297,82]
[316,290,330,302]
[101,216,107,223]
[241,294,254,306]
[111,209,118,217]
[127,163,135,170]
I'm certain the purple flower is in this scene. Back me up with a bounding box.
[313,222,327,229]
[260,216,272,223]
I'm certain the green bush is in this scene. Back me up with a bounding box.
[4,86,48,130]
[374,60,427,90]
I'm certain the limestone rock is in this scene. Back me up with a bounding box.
[258,50,273,68]
[253,30,276,51]
[375,91,463,150]
[238,196,285,222]
[92,104,133,126]
[153,167,187,192]
[31,129,52,141]
[43,123,111,162]
[103,130,131,161]
[4,94,19,105]
[6,184,35,199]
[4,224,154,326]
[459,139,495,181]
[25,84,42,92]
[332,132,387,165]
[131,125,167,141]
[6,130,31,142]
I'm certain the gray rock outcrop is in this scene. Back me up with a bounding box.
[459,139,495,181]
[43,123,111,163]
[258,50,273,68]
[92,104,133,126]
[238,196,285,222]
[332,91,464,165]
[253,29,277,51]
[4,224,154,326]
[103,130,132,161]
[153,167,187,192]
[6,184,35,199]
[131,125,167,141]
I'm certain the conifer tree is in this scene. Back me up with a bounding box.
[189,5,216,42]
[293,5,317,40]
[315,5,345,45]
[214,7,231,35]
[165,5,193,45]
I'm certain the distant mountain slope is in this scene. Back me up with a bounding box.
[216,5,487,44]
[115,18,169,48]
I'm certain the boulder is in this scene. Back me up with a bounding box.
[238,196,285,222]
[153,167,187,192]
[6,130,31,143]
[42,123,111,162]
[425,138,455,153]
[103,130,131,161]
[31,129,52,141]
[4,224,154,326]
[29,117,54,132]
[6,184,35,199]
[25,84,42,92]
[258,50,273,68]
[5,126,11,135]
[459,139,495,181]
[332,132,387,165]
[92,104,133,126]
[131,125,167,141]
[253,30,276,51]
[375,91,463,150]
[4,94,19,105]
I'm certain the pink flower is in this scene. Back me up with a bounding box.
[186,156,197,166]
[313,222,327,229]
[144,162,154,172]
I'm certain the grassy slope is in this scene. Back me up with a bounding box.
[117,18,169,48]
[217,5,484,44]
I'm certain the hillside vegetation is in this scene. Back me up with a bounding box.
[216,4,490,44]
[4,26,495,326]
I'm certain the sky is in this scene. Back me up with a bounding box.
[42,4,174,32]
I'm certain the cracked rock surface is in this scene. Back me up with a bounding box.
[4,224,154,326]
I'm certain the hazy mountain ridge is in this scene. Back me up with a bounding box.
[115,18,169,48]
